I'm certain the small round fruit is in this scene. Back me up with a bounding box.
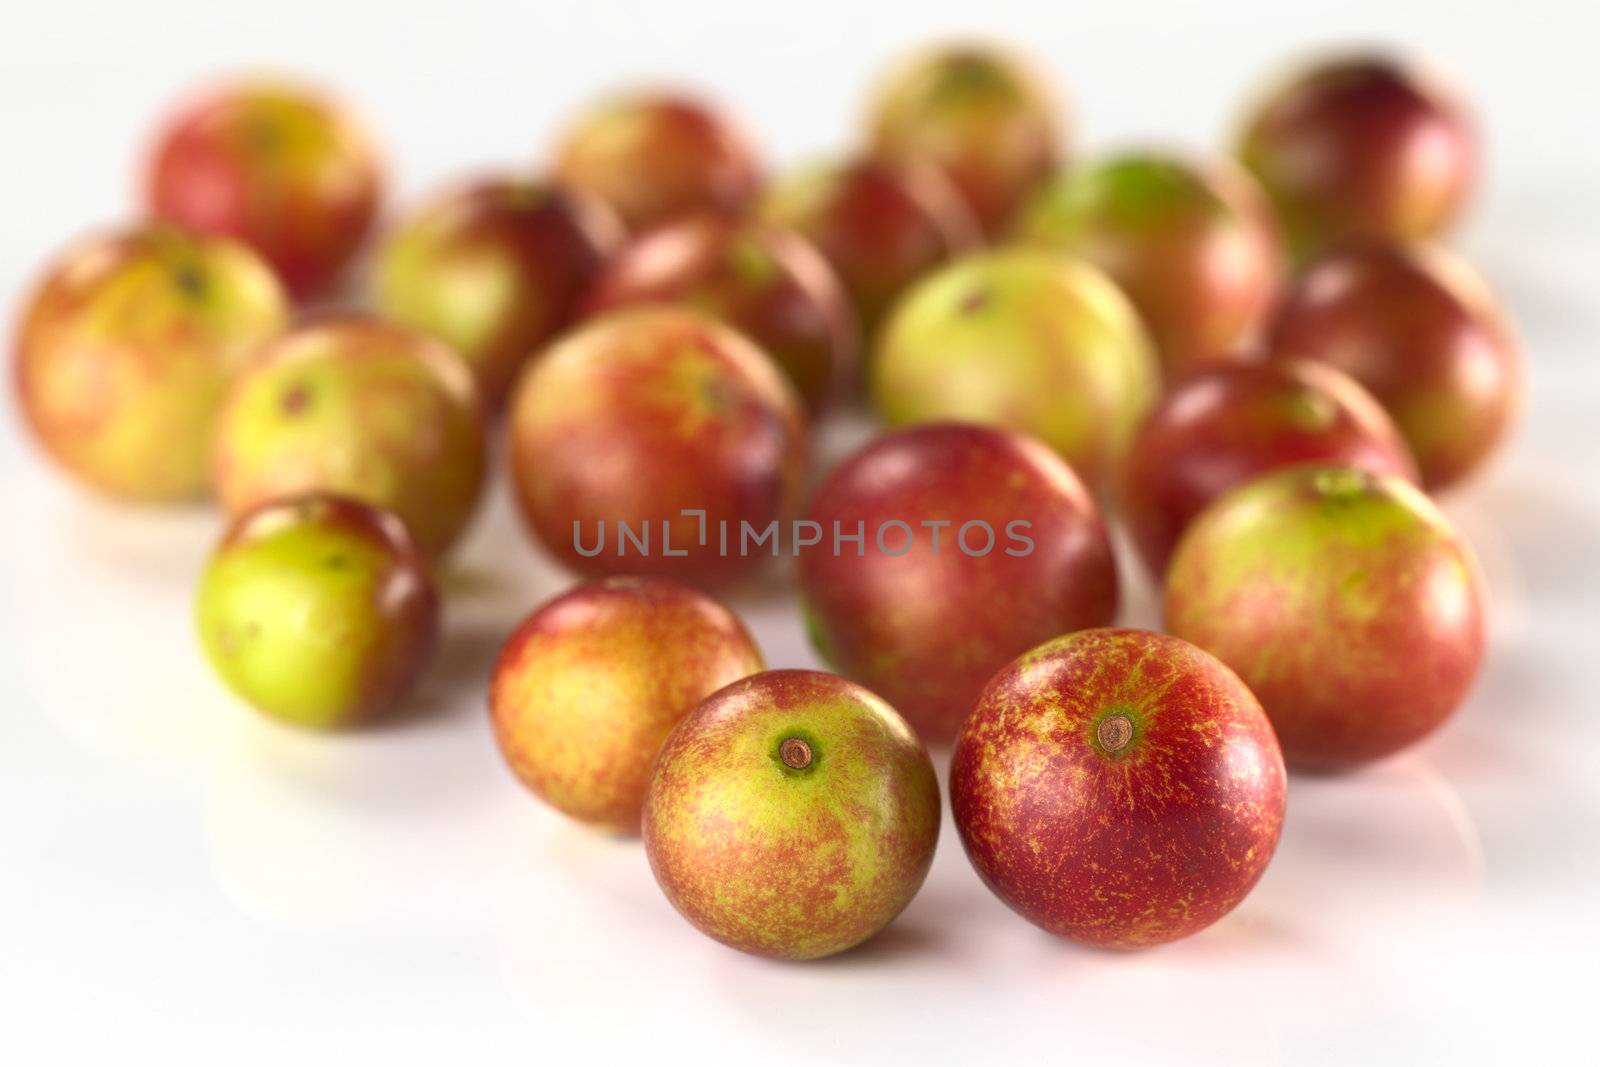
[508,305,808,587]
[583,215,857,414]
[145,77,383,299]
[643,669,940,960]
[871,248,1159,492]
[1015,152,1282,373]
[1266,240,1522,491]
[552,90,759,233]
[1123,360,1417,576]
[14,224,289,502]
[371,177,623,407]
[758,157,981,339]
[951,628,1286,949]
[1236,53,1476,257]
[489,576,764,833]
[213,314,487,557]
[798,423,1117,743]
[1164,465,1486,768]
[195,494,439,728]
[867,42,1063,237]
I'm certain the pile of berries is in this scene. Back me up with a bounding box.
[12,42,1518,959]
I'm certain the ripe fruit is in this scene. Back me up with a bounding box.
[1122,360,1417,576]
[643,669,939,960]
[195,494,438,728]
[798,423,1118,743]
[145,77,383,299]
[1237,53,1476,257]
[13,224,288,503]
[583,215,857,414]
[212,314,487,557]
[508,306,808,587]
[1014,152,1281,373]
[758,157,981,339]
[371,177,623,407]
[871,249,1158,492]
[490,576,763,833]
[552,90,759,233]
[867,43,1063,237]
[1164,465,1486,768]
[951,628,1286,948]
[1267,241,1522,491]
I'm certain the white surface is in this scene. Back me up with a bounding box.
[3,2,1598,1064]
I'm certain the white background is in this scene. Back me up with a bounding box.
[3,1,1598,1064]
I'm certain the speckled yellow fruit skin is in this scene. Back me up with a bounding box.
[1164,464,1485,768]
[195,494,439,728]
[1013,151,1282,373]
[489,577,764,833]
[644,669,940,960]
[14,224,288,502]
[951,628,1286,949]
[212,314,487,557]
[145,78,383,299]
[866,43,1063,238]
[552,92,760,234]
[871,248,1159,492]
[371,177,623,408]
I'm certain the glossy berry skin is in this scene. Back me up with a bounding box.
[212,314,487,557]
[758,158,981,340]
[867,43,1063,238]
[195,494,439,728]
[871,249,1159,493]
[145,78,383,299]
[490,577,763,833]
[583,215,857,414]
[798,423,1118,744]
[552,91,760,234]
[1267,241,1522,491]
[644,669,940,960]
[13,224,288,503]
[372,177,623,407]
[1237,54,1476,258]
[951,628,1286,949]
[1015,152,1282,373]
[507,306,808,588]
[1164,466,1486,769]
[1122,360,1417,576]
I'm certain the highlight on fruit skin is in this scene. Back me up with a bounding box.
[551,88,761,234]
[1265,239,1523,491]
[13,223,289,503]
[1014,150,1283,374]
[489,576,764,834]
[1164,464,1487,768]
[1121,359,1418,577]
[195,493,439,729]
[144,75,385,299]
[506,304,809,589]
[1235,51,1477,258]
[643,669,940,960]
[951,627,1287,949]
[865,40,1065,238]
[371,176,624,408]
[758,156,982,341]
[870,247,1159,493]
[583,213,859,415]
[797,422,1118,744]
[211,312,489,558]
